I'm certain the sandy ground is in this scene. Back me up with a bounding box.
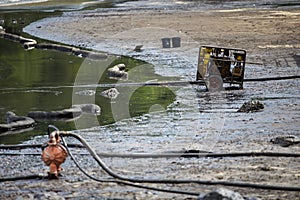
[23,0,300,72]
[1,0,300,199]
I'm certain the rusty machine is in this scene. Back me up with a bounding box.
[196,45,246,91]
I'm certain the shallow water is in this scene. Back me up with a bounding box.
[0,0,179,144]
[0,35,180,144]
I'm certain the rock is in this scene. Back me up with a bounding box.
[72,104,101,115]
[100,88,120,99]
[0,111,35,134]
[270,135,300,147]
[198,188,244,200]
[75,89,96,96]
[199,188,262,200]
[115,63,126,71]
[237,100,264,113]
[244,197,262,200]
[28,107,82,121]
[27,104,100,122]
[133,45,143,52]
[108,64,128,79]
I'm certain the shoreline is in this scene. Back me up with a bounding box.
[23,1,300,79]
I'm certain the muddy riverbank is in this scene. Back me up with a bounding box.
[1,0,300,199]
[23,0,300,79]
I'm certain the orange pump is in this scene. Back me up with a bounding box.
[41,131,68,178]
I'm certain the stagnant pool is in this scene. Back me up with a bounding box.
[0,1,177,144]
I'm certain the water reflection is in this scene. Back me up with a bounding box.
[0,0,178,144]
[0,36,176,144]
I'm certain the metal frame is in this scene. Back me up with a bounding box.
[196,45,246,90]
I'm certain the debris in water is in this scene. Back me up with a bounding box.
[75,89,96,96]
[108,64,128,79]
[72,104,101,115]
[100,88,120,99]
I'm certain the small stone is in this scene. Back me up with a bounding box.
[75,89,96,96]
[107,64,128,79]
[237,100,264,113]
[100,88,120,99]
[270,135,300,147]
[215,172,224,180]
[244,197,262,200]
[198,188,244,200]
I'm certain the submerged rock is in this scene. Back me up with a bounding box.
[72,104,101,115]
[100,88,120,99]
[0,111,35,133]
[237,100,264,113]
[28,107,82,121]
[75,89,96,96]
[27,104,101,121]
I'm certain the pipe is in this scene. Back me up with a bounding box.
[59,130,199,196]
[0,143,85,150]
[59,131,300,192]
[1,127,299,196]
[1,150,299,158]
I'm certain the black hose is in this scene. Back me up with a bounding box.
[1,151,300,158]
[0,75,298,92]
[48,124,59,135]
[60,133,199,196]
[1,128,299,195]
[60,131,300,192]
[0,174,46,181]
[88,75,300,87]
[243,75,300,82]
[95,151,300,158]
[0,143,85,150]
